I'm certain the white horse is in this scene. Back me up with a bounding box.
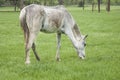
[19,4,88,64]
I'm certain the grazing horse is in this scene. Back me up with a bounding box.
[19,4,88,64]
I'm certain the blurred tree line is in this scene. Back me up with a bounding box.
[0,0,120,7]
[0,0,120,12]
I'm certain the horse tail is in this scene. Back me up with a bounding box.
[19,8,29,46]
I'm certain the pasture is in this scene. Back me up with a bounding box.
[0,6,120,80]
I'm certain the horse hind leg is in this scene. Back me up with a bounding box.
[25,12,43,64]
[22,26,30,64]
[25,32,39,64]
[32,42,40,61]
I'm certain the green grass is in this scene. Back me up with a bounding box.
[0,6,19,11]
[0,6,120,80]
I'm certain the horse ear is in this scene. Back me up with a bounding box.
[83,34,88,40]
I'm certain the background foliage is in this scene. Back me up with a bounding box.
[0,0,120,6]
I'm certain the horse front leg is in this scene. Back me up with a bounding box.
[56,33,61,61]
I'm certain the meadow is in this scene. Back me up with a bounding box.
[0,6,120,80]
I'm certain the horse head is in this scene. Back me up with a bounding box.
[76,35,88,59]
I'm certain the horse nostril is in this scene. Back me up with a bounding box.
[83,55,85,58]
[79,56,85,59]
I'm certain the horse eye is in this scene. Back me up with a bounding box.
[84,43,86,47]
[82,42,86,47]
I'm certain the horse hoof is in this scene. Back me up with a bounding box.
[80,56,85,59]
[25,61,30,64]
[56,58,61,62]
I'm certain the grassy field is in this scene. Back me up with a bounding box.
[0,6,120,80]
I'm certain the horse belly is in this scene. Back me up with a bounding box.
[40,24,58,33]
[40,10,64,33]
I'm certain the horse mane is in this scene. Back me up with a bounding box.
[73,24,80,34]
